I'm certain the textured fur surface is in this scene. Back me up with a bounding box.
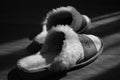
[17,52,48,72]
[48,25,84,71]
[18,25,85,72]
[43,6,83,32]
[18,24,103,72]
[34,25,48,44]
[33,6,90,45]
[33,6,77,44]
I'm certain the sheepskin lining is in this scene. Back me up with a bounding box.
[46,11,73,30]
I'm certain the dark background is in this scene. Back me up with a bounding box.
[0,1,120,80]
[0,0,119,43]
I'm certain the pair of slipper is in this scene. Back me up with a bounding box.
[17,6,104,73]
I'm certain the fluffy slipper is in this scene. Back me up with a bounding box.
[43,6,91,32]
[27,6,91,54]
[17,25,103,72]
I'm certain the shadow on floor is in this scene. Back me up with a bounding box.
[8,67,67,80]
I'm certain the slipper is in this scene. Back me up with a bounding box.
[43,6,91,33]
[17,25,103,73]
[27,6,91,54]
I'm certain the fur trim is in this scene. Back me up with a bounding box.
[43,6,83,32]
[43,6,73,25]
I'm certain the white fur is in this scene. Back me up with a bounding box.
[35,6,77,44]
[52,6,73,13]
[17,52,48,72]
[50,25,84,70]
[34,25,48,43]
[18,25,85,72]
[43,6,83,32]
[43,6,73,25]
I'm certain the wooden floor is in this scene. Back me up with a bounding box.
[0,12,120,80]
